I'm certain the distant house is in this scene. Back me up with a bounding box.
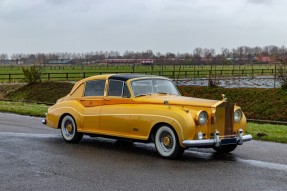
[255,56,271,63]
[0,60,17,65]
[104,59,154,65]
[46,59,75,65]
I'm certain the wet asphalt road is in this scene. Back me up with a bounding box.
[0,113,287,191]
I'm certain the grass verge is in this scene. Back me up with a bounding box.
[0,101,48,117]
[0,100,286,143]
[247,122,287,143]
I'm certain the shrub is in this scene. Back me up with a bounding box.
[22,66,42,84]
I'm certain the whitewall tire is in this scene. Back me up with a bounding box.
[61,115,83,143]
[154,125,184,159]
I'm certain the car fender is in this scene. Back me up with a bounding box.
[46,100,82,130]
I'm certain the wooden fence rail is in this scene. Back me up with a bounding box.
[0,68,280,82]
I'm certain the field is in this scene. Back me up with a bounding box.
[0,64,279,82]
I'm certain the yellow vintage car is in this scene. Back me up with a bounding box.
[42,74,252,159]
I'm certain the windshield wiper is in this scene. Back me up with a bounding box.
[135,94,150,97]
[156,92,170,95]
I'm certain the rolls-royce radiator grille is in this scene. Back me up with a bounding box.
[215,102,234,136]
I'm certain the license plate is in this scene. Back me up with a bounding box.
[221,138,237,145]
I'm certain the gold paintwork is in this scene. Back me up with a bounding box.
[44,74,247,148]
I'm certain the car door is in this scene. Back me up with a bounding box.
[100,79,134,137]
[79,79,106,132]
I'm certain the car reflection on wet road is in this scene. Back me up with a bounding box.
[0,113,287,191]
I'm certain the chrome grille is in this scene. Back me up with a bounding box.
[215,102,234,136]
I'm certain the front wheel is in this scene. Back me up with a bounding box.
[154,126,184,159]
[61,115,83,143]
[213,144,237,153]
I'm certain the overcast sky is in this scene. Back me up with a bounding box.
[0,0,287,55]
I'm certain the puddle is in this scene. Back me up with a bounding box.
[177,76,281,88]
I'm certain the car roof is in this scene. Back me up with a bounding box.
[77,74,168,84]
[108,74,162,82]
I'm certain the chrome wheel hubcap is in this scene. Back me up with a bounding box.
[64,120,74,138]
[160,132,174,152]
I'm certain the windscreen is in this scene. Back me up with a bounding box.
[131,79,179,97]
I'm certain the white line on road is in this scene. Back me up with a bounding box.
[0,132,60,138]
[237,158,287,172]
[188,150,287,172]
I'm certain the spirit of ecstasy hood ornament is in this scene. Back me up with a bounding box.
[221,94,227,102]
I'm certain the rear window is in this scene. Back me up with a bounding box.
[84,80,106,96]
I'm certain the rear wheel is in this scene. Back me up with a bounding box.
[154,125,184,159]
[61,115,83,143]
[213,144,237,153]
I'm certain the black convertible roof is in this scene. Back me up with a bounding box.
[109,74,165,82]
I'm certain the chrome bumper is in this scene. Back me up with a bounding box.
[182,129,252,148]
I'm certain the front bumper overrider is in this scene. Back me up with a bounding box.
[182,129,252,148]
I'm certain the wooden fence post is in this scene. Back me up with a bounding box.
[274,65,277,88]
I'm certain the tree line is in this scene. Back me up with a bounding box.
[0,45,287,65]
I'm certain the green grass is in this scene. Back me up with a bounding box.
[0,101,48,117]
[247,122,287,143]
[0,64,278,82]
[5,82,74,104]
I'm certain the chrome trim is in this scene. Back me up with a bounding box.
[42,119,46,125]
[241,135,253,142]
[182,130,252,148]
[214,130,220,147]
[183,139,216,147]
[238,129,244,145]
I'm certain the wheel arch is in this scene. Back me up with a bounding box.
[58,113,74,129]
[149,122,179,143]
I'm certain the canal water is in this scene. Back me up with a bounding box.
[176,76,281,88]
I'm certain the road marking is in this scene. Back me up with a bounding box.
[187,150,287,172]
[237,158,287,172]
[0,132,60,138]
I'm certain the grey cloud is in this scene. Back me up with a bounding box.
[0,0,286,55]
[247,0,275,4]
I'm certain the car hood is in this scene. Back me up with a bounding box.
[134,95,220,108]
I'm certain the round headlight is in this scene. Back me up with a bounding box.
[234,109,242,122]
[197,111,208,125]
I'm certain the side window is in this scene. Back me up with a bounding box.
[108,80,124,97]
[108,80,131,98]
[122,83,131,98]
[84,80,105,96]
